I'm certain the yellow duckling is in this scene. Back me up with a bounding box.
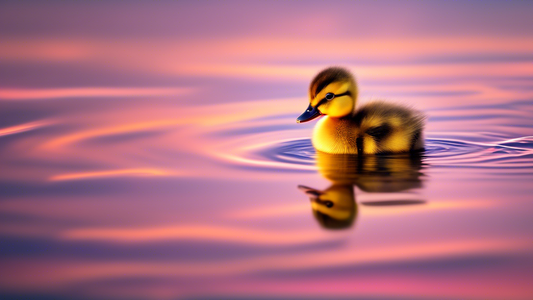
[297,67,425,154]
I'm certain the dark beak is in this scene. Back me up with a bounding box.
[296,104,321,123]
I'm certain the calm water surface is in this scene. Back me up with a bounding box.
[1,2,533,300]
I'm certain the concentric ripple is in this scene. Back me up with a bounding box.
[425,136,533,168]
[256,138,316,166]
[233,136,533,172]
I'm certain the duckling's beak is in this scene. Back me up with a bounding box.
[296,104,321,123]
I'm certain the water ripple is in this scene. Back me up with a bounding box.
[234,136,533,172]
[256,138,316,167]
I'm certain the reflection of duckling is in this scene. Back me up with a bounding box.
[299,151,425,230]
[297,67,425,154]
[298,184,357,230]
[316,151,424,193]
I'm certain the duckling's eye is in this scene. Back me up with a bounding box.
[325,93,335,100]
[325,201,334,208]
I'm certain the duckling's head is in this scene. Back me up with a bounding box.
[297,67,358,123]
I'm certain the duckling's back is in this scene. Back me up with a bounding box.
[354,101,425,154]
[312,101,425,154]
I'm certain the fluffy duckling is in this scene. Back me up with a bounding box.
[297,67,425,154]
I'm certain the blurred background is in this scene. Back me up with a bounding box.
[1,1,533,299]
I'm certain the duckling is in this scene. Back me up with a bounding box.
[296,67,425,154]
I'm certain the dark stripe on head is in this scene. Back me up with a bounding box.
[310,67,354,99]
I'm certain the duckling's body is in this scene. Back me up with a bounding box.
[297,67,425,155]
[313,101,424,154]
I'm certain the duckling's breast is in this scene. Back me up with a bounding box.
[312,116,361,154]
[311,103,424,155]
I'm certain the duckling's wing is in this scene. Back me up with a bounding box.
[365,123,392,141]
[353,101,425,153]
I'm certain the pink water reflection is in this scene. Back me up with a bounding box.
[1,1,533,300]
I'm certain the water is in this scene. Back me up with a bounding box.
[1,2,533,300]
